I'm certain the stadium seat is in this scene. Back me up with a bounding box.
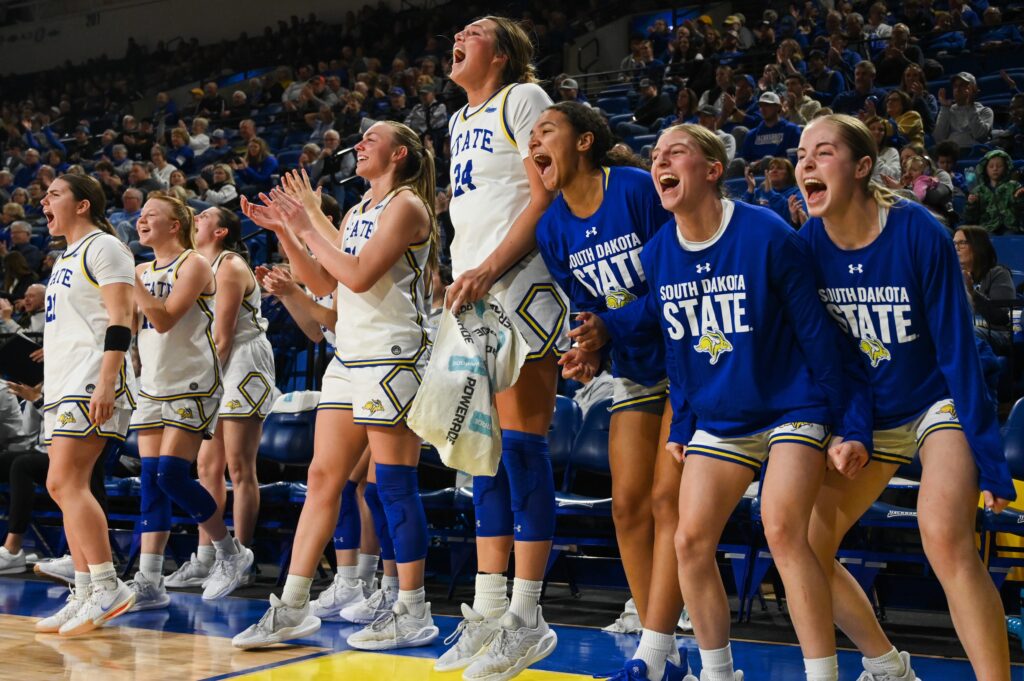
[596,96,631,116]
[980,397,1024,586]
[258,391,319,465]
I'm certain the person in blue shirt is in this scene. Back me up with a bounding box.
[233,137,280,197]
[574,124,872,681]
[737,92,803,164]
[741,156,802,225]
[830,61,888,117]
[795,114,1014,681]
[528,101,683,681]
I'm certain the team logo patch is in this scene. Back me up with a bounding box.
[176,407,194,419]
[605,289,637,310]
[783,422,811,430]
[363,399,385,415]
[936,403,958,421]
[693,329,732,365]
[858,335,891,368]
[226,399,243,410]
[58,411,76,426]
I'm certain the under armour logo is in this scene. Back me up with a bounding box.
[848,264,863,274]
[475,519,481,527]
[515,524,523,534]
[696,263,711,274]
[585,227,598,237]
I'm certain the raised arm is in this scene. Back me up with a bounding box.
[134,253,213,333]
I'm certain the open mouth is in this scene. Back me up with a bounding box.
[532,152,552,176]
[803,178,827,203]
[42,208,53,222]
[658,173,680,190]
[453,47,466,64]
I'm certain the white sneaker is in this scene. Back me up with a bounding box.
[59,579,135,636]
[346,600,439,650]
[309,575,365,620]
[127,571,170,611]
[463,606,558,681]
[36,586,89,633]
[603,598,642,634]
[232,594,321,649]
[434,602,504,671]
[857,651,920,681]
[0,547,26,575]
[677,607,693,633]
[683,672,744,681]
[35,555,75,584]
[164,554,212,588]
[362,576,378,598]
[202,541,255,601]
[341,584,398,624]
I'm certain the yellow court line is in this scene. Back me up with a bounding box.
[234,650,595,680]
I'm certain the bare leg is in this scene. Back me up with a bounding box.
[222,418,263,546]
[195,423,226,549]
[47,435,112,567]
[644,403,685,635]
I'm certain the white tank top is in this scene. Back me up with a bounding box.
[447,82,552,276]
[137,249,221,399]
[211,250,269,346]
[333,189,431,366]
[43,230,137,410]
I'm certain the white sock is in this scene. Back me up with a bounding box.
[336,564,360,584]
[398,586,426,618]
[196,544,216,566]
[472,573,508,618]
[804,655,838,681]
[139,553,164,583]
[632,628,675,681]
[88,561,117,590]
[508,577,542,628]
[74,571,91,592]
[381,574,399,591]
[864,648,906,676]
[357,553,379,584]
[212,534,239,557]
[281,574,313,608]
[699,644,734,681]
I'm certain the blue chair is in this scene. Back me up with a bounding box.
[275,149,303,170]
[596,97,631,116]
[979,397,1024,586]
[992,236,1024,273]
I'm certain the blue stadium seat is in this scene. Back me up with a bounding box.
[258,393,317,465]
[549,395,583,471]
[980,397,1024,586]
[596,97,631,116]
[276,149,303,170]
[992,236,1024,272]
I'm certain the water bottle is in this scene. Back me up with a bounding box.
[965,166,976,190]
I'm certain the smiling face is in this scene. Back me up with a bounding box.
[795,119,873,219]
[528,108,590,192]
[354,122,402,180]
[451,19,501,88]
[136,199,179,249]
[649,127,722,214]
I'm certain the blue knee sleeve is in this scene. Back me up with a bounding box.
[473,459,514,537]
[334,480,361,550]
[363,482,395,561]
[375,464,428,564]
[156,456,217,523]
[139,457,172,533]
[502,430,555,542]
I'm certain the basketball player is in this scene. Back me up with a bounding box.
[128,194,252,610]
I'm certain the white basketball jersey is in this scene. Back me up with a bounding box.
[211,250,269,345]
[137,250,221,399]
[333,189,431,366]
[43,230,137,410]
[448,82,552,276]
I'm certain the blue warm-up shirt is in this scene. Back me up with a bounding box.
[536,165,671,386]
[800,199,1015,500]
[600,200,873,449]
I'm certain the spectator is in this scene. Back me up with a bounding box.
[956,225,1015,354]
[0,204,23,243]
[782,73,821,124]
[935,72,994,149]
[232,137,279,196]
[380,87,410,122]
[696,105,736,162]
[619,35,648,79]
[1,251,34,300]
[662,88,699,129]
[698,65,733,111]
[738,92,803,165]
[949,0,981,30]
[615,78,673,136]
[878,91,921,149]
[665,26,710,91]
[65,126,99,166]
[831,61,888,116]
[223,91,251,121]
[198,81,227,117]
[759,63,788,98]
[23,183,44,220]
[9,189,29,213]
[0,282,44,334]
[38,250,58,284]
[964,149,1024,234]
[647,18,672,60]
[926,11,968,54]
[934,141,969,195]
[404,83,448,138]
[6,221,41,273]
[720,74,760,134]
[554,78,587,105]
[717,28,746,66]
[742,157,802,225]
[109,187,143,251]
[198,129,233,167]
[189,117,211,156]
[13,149,40,188]
[864,2,894,50]
[978,7,1024,51]
[0,171,13,204]
[309,130,355,201]
[865,115,902,183]
[901,155,942,202]
[894,0,934,37]
[149,146,176,188]
[92,161,123,207]
[167,169,193,198]
[805,49,844,104]
[875,24,922,86]
[127,163,163,197]
[774,38,806,78]
[826,32,862,82]
[109,144,132,176]
[152,91,179,130]
[901,64,939,133]
[168,127,196,174]
[195,164,239,208]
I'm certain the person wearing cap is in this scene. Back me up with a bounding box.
[555,77,588,105]
[727,13,755,49]
[830,61,888,116]
[738,91,803,164]
[697,104,736,161]
[404,83,448,136]
[935,72,994,149]
[615,78,673,137]
[718,28,746,66]
[380,86,410,123]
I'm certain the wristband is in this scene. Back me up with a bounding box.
[104,325,132,352]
